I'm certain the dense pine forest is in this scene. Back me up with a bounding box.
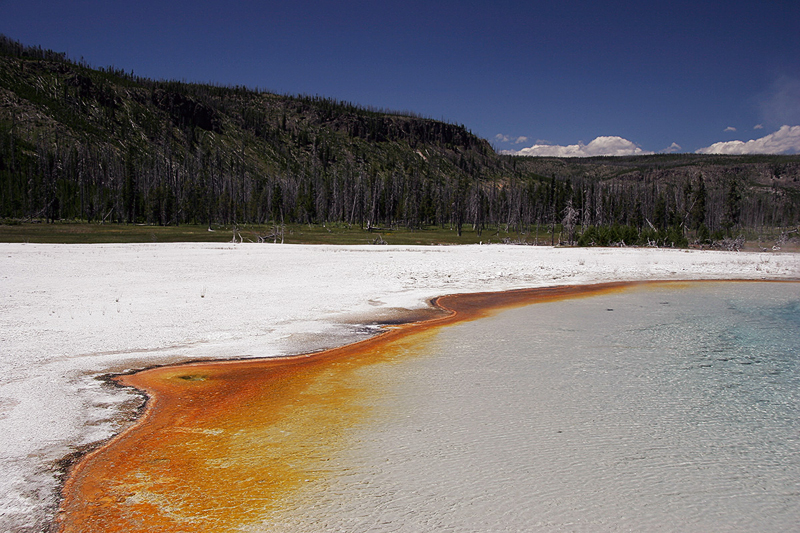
[1,35,799,246]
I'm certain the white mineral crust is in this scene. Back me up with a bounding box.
[0,243,797,530]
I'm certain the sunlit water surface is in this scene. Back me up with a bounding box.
[258,282,800,532]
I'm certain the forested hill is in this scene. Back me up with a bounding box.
[1,35,799,245]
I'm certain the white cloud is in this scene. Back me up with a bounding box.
[495,134,529,144]
[754,124,764,130]
[724,126,737,132]
[695,125,800,155]
[661,142,682,154]
[503,136,652,157]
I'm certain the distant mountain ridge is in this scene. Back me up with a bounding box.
[1,35,798,243]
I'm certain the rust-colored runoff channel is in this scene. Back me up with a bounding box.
[56,282,631,532]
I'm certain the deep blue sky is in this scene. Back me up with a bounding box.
[3,0,799,155]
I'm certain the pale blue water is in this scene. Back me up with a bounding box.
[267,282,800,532]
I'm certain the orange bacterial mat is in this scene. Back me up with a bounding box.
[56,283,631,532]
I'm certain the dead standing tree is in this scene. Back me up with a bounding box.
[562,199,579,245]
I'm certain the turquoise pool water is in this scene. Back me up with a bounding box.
[266,282,800,532]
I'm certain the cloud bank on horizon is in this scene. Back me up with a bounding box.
[695,125,800,155]
[500,136,652,158]
[501,126,800,157]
